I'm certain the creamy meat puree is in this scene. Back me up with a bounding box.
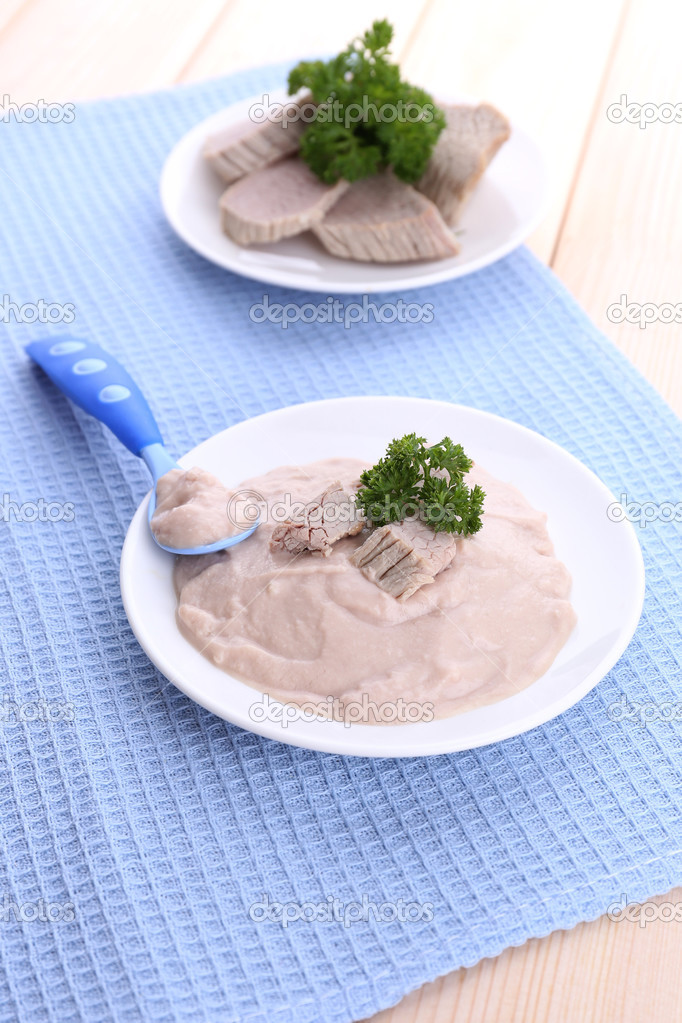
[174,458,576,721]
[151,467,236,548]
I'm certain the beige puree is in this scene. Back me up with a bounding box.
[171,457,576,722]
[151,467,235,548]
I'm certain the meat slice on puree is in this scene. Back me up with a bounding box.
[350,518,458,600]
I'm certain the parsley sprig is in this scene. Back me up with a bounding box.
[356,434,485,536]
[288,20,445,184]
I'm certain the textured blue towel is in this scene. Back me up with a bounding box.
[0,63,681,1023]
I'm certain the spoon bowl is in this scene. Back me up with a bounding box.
[141,442,259,554]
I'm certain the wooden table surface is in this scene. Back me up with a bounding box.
[3,2,680,1020]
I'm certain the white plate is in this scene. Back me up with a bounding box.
[120,396,644,757]
[160,90,548,294]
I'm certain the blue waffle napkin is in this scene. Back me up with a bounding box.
[0,63,681,1023]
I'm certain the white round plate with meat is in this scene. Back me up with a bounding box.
[160,90,548,294]
[120,396,644,757]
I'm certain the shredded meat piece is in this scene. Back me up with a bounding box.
[270,482,365,556]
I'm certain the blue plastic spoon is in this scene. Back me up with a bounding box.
[27,338,259,554]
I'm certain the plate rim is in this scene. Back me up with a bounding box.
[120,395,646,757]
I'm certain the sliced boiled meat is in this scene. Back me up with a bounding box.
[350,518,458,600]
[417,103,510,226]
[203,96,313,185]
[311,171,460,262]
[219,157,349,245]
[270,482,365,556]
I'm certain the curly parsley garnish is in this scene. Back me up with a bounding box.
[288,20,445,185]
[356,434,485,536]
